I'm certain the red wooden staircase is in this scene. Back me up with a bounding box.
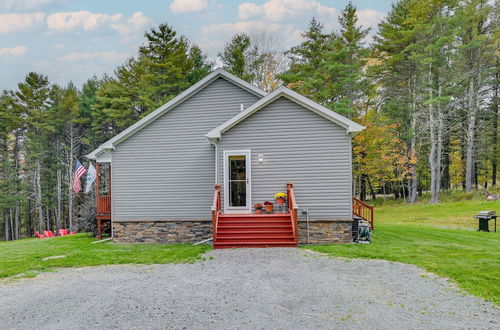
[214,213,297,249]
[211,183,299,249]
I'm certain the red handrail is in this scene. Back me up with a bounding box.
[287,182,298,244]
[212,184,221,242]
[352,197,374,229]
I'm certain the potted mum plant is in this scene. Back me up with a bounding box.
[274,192,286,205]
[264,201,273,213]
[254,203,263,214]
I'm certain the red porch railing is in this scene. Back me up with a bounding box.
[96,162,112,219]
[287,182,298,243]
[97,196,111,218]
[95,162,111,239]
[352,197,374,229]
[211,184,221,243]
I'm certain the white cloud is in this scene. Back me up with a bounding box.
[0,46,28,57]
[54,43,65,49]
[238,0,336,22]
[0,0,64,11]
[46,11,153,40]
[357,9,385,30]
[47,11,122,33]
[201,21,303,52]
[0,13,46,34]
[170,0,208,14]
[58,51,129,62]
[110,12,152,35]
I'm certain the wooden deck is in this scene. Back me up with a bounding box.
[96,163,111,238]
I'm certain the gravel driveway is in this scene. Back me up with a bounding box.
[0,248,497,329]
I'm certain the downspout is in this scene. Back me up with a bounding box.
[205,137,219,245]
[110,163,114,241]
[214,141,219,184]
[206,136,220,184]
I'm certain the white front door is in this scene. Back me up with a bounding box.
[223,150,251,213]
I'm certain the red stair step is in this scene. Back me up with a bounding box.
[214,213,296,249]
[214,242,297,249]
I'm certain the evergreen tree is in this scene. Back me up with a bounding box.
[454,0,496,191]
[15,72,53,232]
[281,6,371,117]
[324,2,372,117]
[93,23,212,137]
[0,91,22,240]
[219,33,262,83]
[373,0,421,202]
[187,45,213,85]
[279,18,328,102]
[139,23,194,109]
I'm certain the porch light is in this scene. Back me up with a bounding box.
[258,154,264,163]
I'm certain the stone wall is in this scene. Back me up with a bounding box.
[113,221,211,244]
[112,219,352,245]
[298,220,352,245]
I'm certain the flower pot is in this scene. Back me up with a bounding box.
[265,204,273,213]
[276,197,285,205]
[255,208,263,214]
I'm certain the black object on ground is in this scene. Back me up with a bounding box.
[475,211,497,232]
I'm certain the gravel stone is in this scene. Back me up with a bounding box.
[0,248,497,329]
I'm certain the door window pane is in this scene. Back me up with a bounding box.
[228,155,247,207]
[229,156,246,180]
[229,181,246,207]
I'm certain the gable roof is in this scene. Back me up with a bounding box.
[86,68,267,160]
[206,86,365,141]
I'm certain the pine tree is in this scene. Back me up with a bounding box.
[0,91,22,240]
[279,18,328,101]
[281,6,371,117]
[374,0,421,202]
[15,72,53,232]
[332,1,371,115]
[187,45,213,85]
[454,0,496,191]
[93,23,212,137]
[219,33,262,83]
[139,23,194,109]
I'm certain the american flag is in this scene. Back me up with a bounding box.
[72,160,87,193]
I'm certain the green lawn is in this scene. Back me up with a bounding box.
[305,199,500,305]
[0,234,210,279]
[1,199,499,305]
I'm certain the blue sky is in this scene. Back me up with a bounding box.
[0,0,395,90]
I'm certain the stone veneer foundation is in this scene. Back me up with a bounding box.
[112,219,352,245]
[298,219,353,245]
[113,221,212,244]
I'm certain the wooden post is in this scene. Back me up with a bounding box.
[96,219,102,239]
[96,162,100,198]
[212,184,221,242]
[95,162,101,239]
[108,164,111,195]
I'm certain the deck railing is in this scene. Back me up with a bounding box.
[97,195,111,216]
[211,184,221,242]
[96,162,112,219]
[287,182,299,243]
[352,197,374,229]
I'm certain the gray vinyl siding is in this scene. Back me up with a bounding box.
[111,77,261,221]
[218,96,353,220]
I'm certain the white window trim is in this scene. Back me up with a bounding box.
[223,149,252,213]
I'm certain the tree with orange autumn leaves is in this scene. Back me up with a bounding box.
[353,111,415,200]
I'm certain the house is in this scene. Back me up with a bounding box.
[86,69,373,248]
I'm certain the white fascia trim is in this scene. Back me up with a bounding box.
[206,86,365,140]
[86,68,266,160]
[87,146,112,161]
